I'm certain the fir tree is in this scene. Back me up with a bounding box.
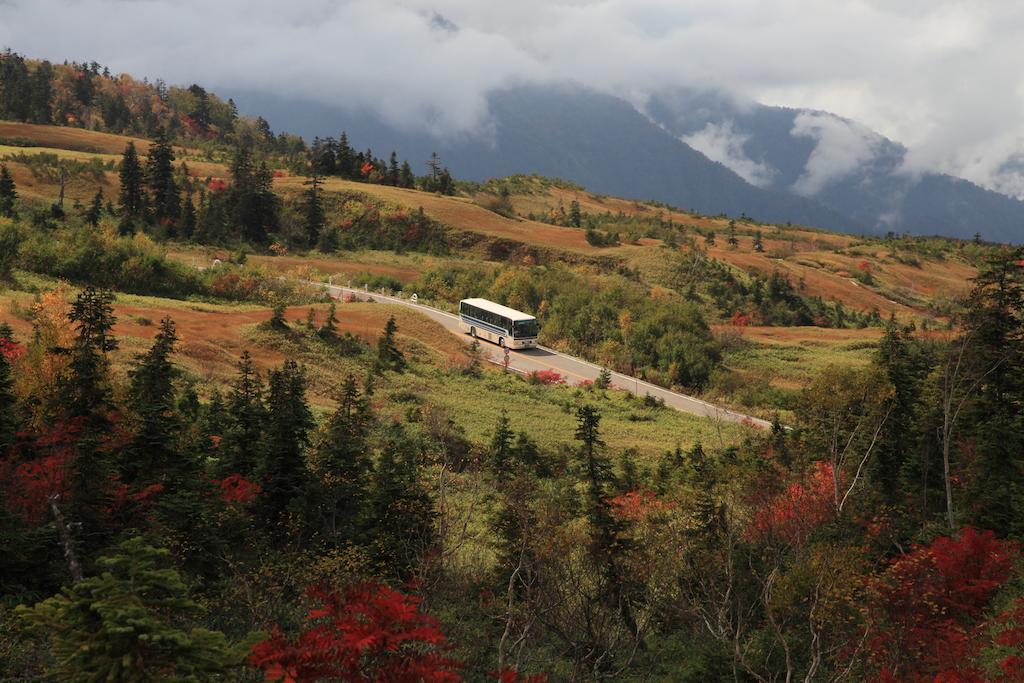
[318,302,339,341]
[387,151,400,186]
[569,199,582,227]
[727,220,739,247]
[489,411,515,480]
[399,160,415,189]
[376,315,405,372]
[118,142,145,231]
[179,188,197,240]
[753,229,764,252]
[437,168,455,196]
[0,339,16,452]
[704,230,716,246]
[84,189,103,227]
[257,360,314,527]
[124,317,184,487]
[28,59,54,124]
[302,174,325,247]
[267,303,288,332]
[17,537,243,681]
[0,164,17,218]
[219,351,266,477]
[595,367,612,390]
[146,127,180,225]
[313,375,373,543]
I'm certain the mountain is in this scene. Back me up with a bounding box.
[231,86,859,232]
[646,89,1024,242]
[234,84,1024,243]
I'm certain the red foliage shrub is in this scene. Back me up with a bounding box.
[526,369,564,386]
[993,599,1024,681]
[360,161,375,177]
[215,473,261,505]
[249,582,462,682]
[865,527,1019,682]
[0,420,83,524]
[858,261,873,273]
[730,311,753,327]
[272,169,287,178]
[747,461,834,545]
[207,178,228,192]
[0,336,25,363]
[609,491,675,522]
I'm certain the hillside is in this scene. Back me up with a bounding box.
[3,56,1024,683]
[235,84,1024,242]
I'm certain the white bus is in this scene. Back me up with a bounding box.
[459,298,539,349]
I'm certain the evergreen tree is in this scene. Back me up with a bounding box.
[0,340,16,452]
[489,411,515,480]
[437,168,455,196]
[118,142,145,231]
[146,127,180,225]
[376,315,405,372]
[84,189,103,227]
[368,422,434,578]
[337,131,355,178]
[575,405,643,647]
[569,199,582,227]
[704,230,716,246]
[219,351,266,477]
[398,160,415,189]
[727,220,739,247]
[313,375,373,543]
[28,59,54,124]
[124,318,185,488]
[0,164,17,218]
[257,360,314,528]
[227,142,279,244]
[302,174,325,247]
[0,50,30,121]
[753,229,764,252]
[268,303,288,331]
[595,367,612,390]
[178,188,196,240]
[318,302,339,341]
[387,151,400,186]
[17,537,243,681]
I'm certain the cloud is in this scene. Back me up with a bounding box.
[1,0,1023,192]
[790,112,883,196]
[682,122,775,187]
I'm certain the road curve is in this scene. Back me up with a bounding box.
[323,284,772,429]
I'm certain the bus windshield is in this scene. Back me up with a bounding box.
[513,319,539,338]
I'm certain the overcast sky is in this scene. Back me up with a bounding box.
[3,0,1023,194]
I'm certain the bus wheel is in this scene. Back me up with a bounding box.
[498,337,506,348]
[469,327,476,338]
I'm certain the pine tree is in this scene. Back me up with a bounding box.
[595,367,612,390]
[313,375,373,543]
[318,302,339,341]
[124,317,184,487]
[267,303,288,331]
[118,142,145,231]
[219,352,266,477]
[65,287,118,420]
[28,59,54,124]
[368,422,434,578]
[257,360,314,527]
[0,164,17,218]
[179,188,196,240]
[704,230,716,246]
[387,151,400,186]
[569,199,582,227]
[146,127,180,225]
[437,168,455,195]
[753,229,764,252]
[302,174,325,247]
[0,339,17,452]
[399,160,415,189]
[727,220,739,247]
[376,315,405,372]
[17,537,243,681]
[489,411,515,480]
[84,189,103,227]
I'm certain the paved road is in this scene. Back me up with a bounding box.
[323,284,772,429]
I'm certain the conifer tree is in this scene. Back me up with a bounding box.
[595,367,612,390]
[753,229,764,252]
[387,151,400,186]
[437,168,455,196]
[17,537,243,681]
[146,127,180,225]
[376,315,405,372]
[179,188,196,240]
[0,340,16,452]
[489,411,515,480]
[727,220,739,246]
[124,317,184,487]
[257,360,314,527]
[399,160,415,189]
[84,189,103,227]
[313,375,373,543]
[569,199,582,227]
[118,142,145,232]
[302,174,325,247]
[368,422,434,578]
[704,230,716,246]
[219,351,266,477]
[28,59,54,124]
[0,164,17,218]
[318,302,339,341]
